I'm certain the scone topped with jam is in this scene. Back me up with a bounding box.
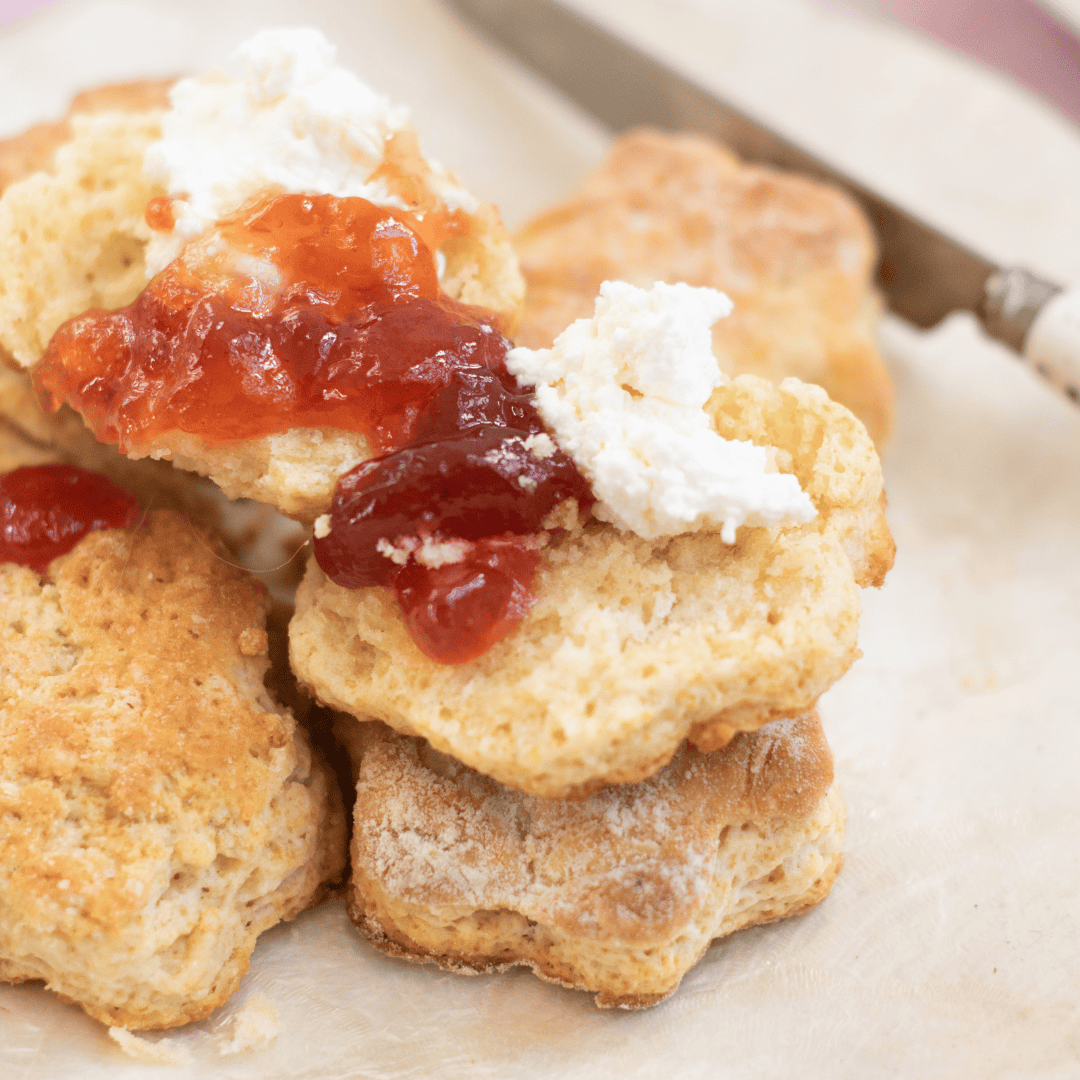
[0,465,345,1029]
[291,281,893,797]
[0,29,524,520]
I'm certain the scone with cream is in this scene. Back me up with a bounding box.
[0,473,346,1029]
[291,281,893,797]
[0,29,524,520]
[342,711,843,1007]
[514,128,894,444]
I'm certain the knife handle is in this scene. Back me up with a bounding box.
[981,267,1080,405]
[1024,287,1080,405]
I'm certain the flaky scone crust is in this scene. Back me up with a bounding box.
[343,712,844,1007]
[0,511,346,1030]
[0,85,525,521]
[291,374,894,797]
[514,128,893,444]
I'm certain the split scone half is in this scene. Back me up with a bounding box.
[0,46,524,521]
[514,128,894,445]
[291,373,893,797]
[0,509,346,1029]
[343,711,843,1008]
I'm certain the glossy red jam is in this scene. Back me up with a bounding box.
[313,362,594,663]
[395,538,539,665]
[35,191,592,663]
[34,194,499,452]
[144,195,176,231]
[0,465,141,572]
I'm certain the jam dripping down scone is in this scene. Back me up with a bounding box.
[0,505,346,1029]
[513,128,894,445]
[0,86,309,592]
[0,42,525,521]
[291,373,893,797]
[340,711,843,1008]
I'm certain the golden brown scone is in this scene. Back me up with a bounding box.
[514,128,893,445]
[0,511,346,1030]
[343,711,843,1008]
[291,375,894,798]
[0,86,525,521]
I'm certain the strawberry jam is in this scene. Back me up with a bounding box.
[34,191,593,663]
[0,465,141,572]
[34,194,500,452]
[395,537,540,665]
[313,364,594,663]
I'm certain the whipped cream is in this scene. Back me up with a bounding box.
[143,27,477,275]
[506,281,817,542]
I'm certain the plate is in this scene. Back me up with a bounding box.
[3,1,1080,1077]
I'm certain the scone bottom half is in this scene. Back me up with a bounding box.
[340,711,845,1009]
[0,483,346,1030]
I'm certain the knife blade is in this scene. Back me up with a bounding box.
[446,0,1080,404]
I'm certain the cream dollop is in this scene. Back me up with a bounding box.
[142,27,476,275]
[506,281,817,542]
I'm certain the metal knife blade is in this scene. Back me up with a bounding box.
[446,0,1072,375]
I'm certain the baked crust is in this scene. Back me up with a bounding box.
[343,712,844,1007]
[0,84,525,520]
[514,128,893,444]
[0,511,346,1029]
[291,374,894,797]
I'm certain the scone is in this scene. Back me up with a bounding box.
[291,371,893,797]
[0,503,346,1029]
[514,128,893,444]
[0,31,525,520]
[343,711,843,1007]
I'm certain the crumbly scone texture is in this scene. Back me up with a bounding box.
[0,86,525,520]
[0,108,164,367]
[343,712,844,1007]
[514,128,894,445]
[0,511,346,1030]
[291,374,895,797]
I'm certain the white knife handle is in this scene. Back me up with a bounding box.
[1024,286,1080,404]
[980,266,1080,404]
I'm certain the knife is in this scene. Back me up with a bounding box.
[446,0,1080,406]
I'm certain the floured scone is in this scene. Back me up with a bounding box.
[291,373,893,797]
[0,31,524,520]
[0,509,346,1029]
[343,711,843,1008]
[514,128,893,444]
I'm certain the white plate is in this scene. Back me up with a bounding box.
[3,1,1080,1077]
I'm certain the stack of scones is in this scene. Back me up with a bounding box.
[0,28,893,1022]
